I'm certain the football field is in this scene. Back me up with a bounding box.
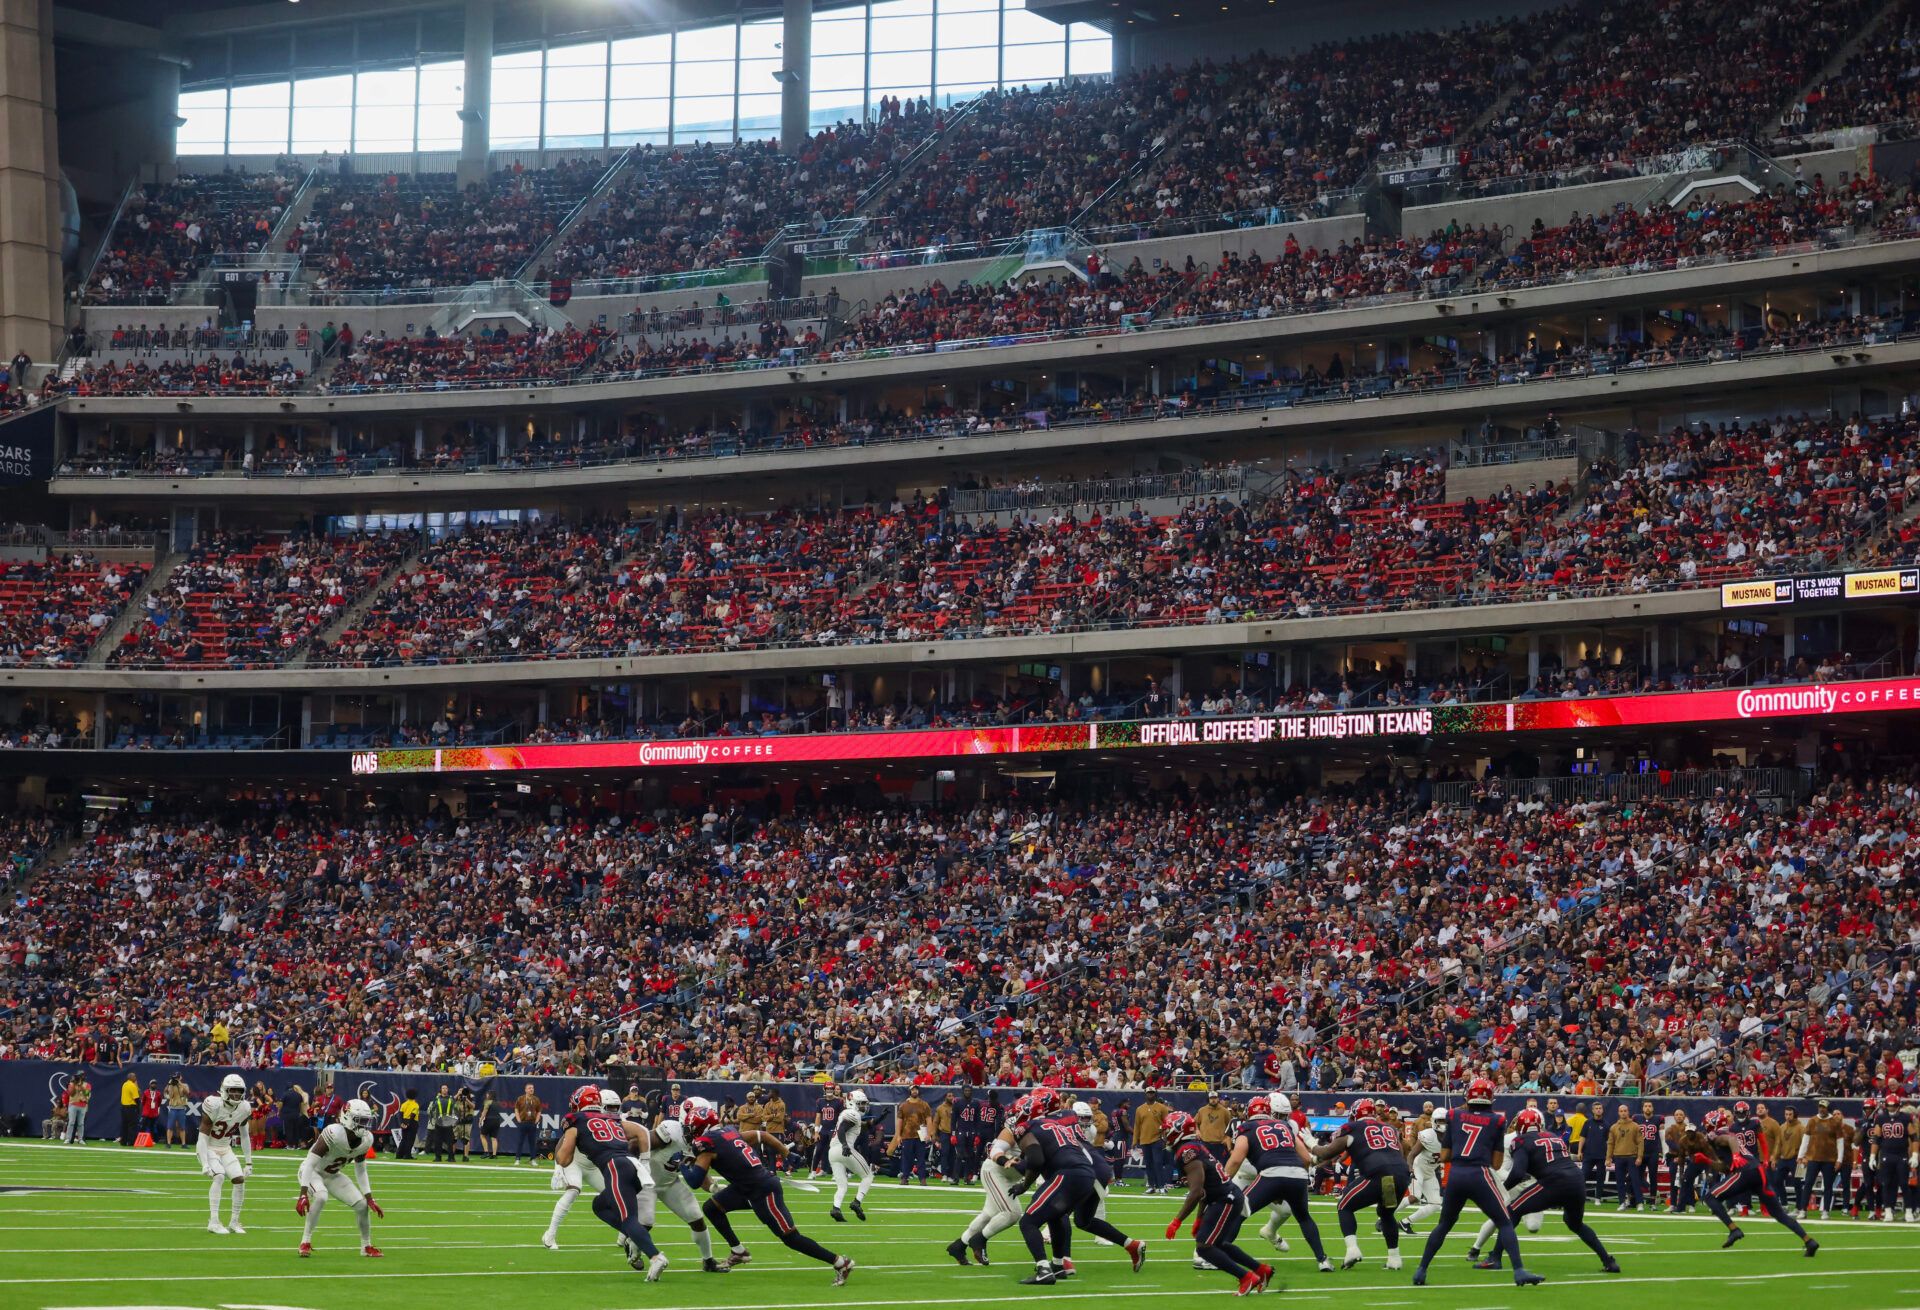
[2,1141,1917,1310]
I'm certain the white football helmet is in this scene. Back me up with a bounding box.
[848,1090,870,1111]
[346,1098,375,1130]
[1072,1101,1093,1122]
[600,1089,623,1111]
[653,1120,686,1152]
[220,1074,246,1105]
[1432,1107,1448,1126]
[1271,1094,1292,1117]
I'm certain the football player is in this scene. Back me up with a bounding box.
[947,1092,1039,1267]
[1006,1093,1146,1285]
[196,1074,253,1235]
[553,1084,670,1279]
[295,1097,384,1257]
[1408,1078,1543,1287]
[541,1088,621,1249]
[1310,1096,1411,1271]
[1222,1095,1329,1272]
[646,1118,728,1272]
[680,1096,855,1285]
[1464,1108,1618,1275]
[1687,1107,1818,1254]
[829,1089,874,1221]
[1463,1104,1545,1259]
[1867,1094,1918,1222]
[1162,1111,1273,1295]
[1405,1107,1444,1229]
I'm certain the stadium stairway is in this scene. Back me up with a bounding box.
[266,163,326,251]
[845,95,987,222]
[285,538,427,670]
[83,550,180,666]
[512,146,640,282]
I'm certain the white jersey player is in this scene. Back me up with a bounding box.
[648,1118,726,1271]
[542,1088,620,1249]
[1407,1109,1446,1226]
[296,1098,384,1257]
[196,1074,253,1234]
[829,1090,874,1221]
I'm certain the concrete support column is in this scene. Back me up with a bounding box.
[496,416,509,460]
[780,0,811,154]
[0,0,64,363]
[458,0,494,188]
[414,420,425,460]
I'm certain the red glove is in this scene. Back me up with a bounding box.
[1692,1152,1712,1167]
[294,1191,310,1216]
[367,1196,384,1219]
[1191,1211,1204,1236]
[1165,1218,1182,1241]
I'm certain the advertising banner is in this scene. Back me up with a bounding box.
[346,676,1920,777]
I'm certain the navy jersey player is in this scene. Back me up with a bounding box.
[1466,1108,1619,1274]
[1007,1096,1146,1285]
[1867,1094,1918,1221]
[553,1085,668,1279]
[1162,1111,1273,1294]
[679,1097,855,1285]
[1311,1096,1412,1270]
[1688,1108,1817,1254]
[1223,1095,1329,1271]
[1410,1079,1543,1287]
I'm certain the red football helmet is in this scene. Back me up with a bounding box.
[1886,1094,1908,1110]
[1512,1107,1544,1133]
[1246,1096,1271,1118]
[1161,1110,1197,1144]
[1467,1077,1494,1104]
[1350,1098,1377,1119]
[571,1084,602,1112]
[1027,1087,1059,1117]
[1703,1108,1732,1132]
[1732,1100,1751,1118]
[680,1096,720,1133]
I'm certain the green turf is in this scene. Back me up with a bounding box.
[2,1140,1916,1310]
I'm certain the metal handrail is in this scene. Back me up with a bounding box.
[513,145,636,282]
[73,176,139,305]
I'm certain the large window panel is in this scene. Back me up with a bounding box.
[491,100,541,148]
[739,17,783,60]
[871,14,934,52]
[936,44,998,92]
[868,49,932,89]
[739,56,783,98]
[737,91,782,139]
[675,23,736,62]
[490,50,543,104]
[674,59,735,97]
[813,52,867,91]
[812,91,868,126]
[609,97,672,142]
[938,6,999,49]
[1001,41,1064,87]
[811,14,867,58]
[291,74,353,153]
[354,68,416,153]
[611,33,672,66]
[546,42,609,101]
[1069,35,1111,77]
[544,98,606,147]
[673,94,736,141]
[610,62,672,99]
[1001,2,1063,45]
[417,58,465,149]
[228,81,290,154]
[177,88,228,153]
[490,49,542,147]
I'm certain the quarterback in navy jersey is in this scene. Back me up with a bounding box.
[1409,1079,1543,1287]
[678,1096,855,1285]
[1464,1108,1620,1274]
[1311,1096,1414,1270]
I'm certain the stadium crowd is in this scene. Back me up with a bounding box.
[0,767,1914,1104]
[83,172,298,305]
[0,554,149,668]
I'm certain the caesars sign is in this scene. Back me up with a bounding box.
[1722,571,1918,609]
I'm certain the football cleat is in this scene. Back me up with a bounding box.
[1410,1268,1427,1286]
[362,1246,383,1258]
[207,1222,230,1235]
[946,1238,970,1266]
[1601,1258,1622,1273]
[1804,1239,1819,1258]
[850,1199,866,1221]
[1384,1253,1402,1272]
[833,1256,854,1287]
[1127,1239,1147,1273]
[541,1231,559,1250]
[702,1258,729,1274]
[1020,1264,1057,1286]
[1514,1270,1544,1287]
[1317,1260,1333,1273]
[298,1241,312,1257]
[969,1235,991,1266]
[1465,1245,1481,1262]
[1341,1252,1363,1270]
[646,1253,670,1282]
[830,1207,846,1222]
[228,1222,246,1235]
[1235,1271,1260,1297]
[1474,1258,1504,1271]
[724,1248,752,1268]
[1721,1227,1745,1249]
[1254,1264,1274,1292]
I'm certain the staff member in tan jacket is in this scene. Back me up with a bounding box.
[889,1087,932,1184]
[1607,1103,1645,1209]
[737,1086,767,1134]
[1133,1091,1171,1193]
[1798,1099,1843,1216]
[1774,1107,1805,1200]
[1196,1090,1234,1162]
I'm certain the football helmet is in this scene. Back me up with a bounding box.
[653,1120,687,1152]
[1512,1108,1544,1133]
[1246,1096,1271,1118]
[1161,1110,1197,1144]
[1432,1107,1449,1126]
[1350,1098,1378,1120]
[1703,1108,1732,1132]
[681,1096,720,1133]
[1466,1077,1494,1104]
[1271,1095,1292,1117]
[848,1090,870,1111]
[1732,1100,1751,1118]
[346,1098,375,1131]
[599,1089,623,1110]
[1072,1101,1093,1123]
[572,1084,603,1112]
[220,1073,247,1105]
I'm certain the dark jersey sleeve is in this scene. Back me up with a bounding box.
[570,1108,632,1169]
[696,1127,775,1188]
